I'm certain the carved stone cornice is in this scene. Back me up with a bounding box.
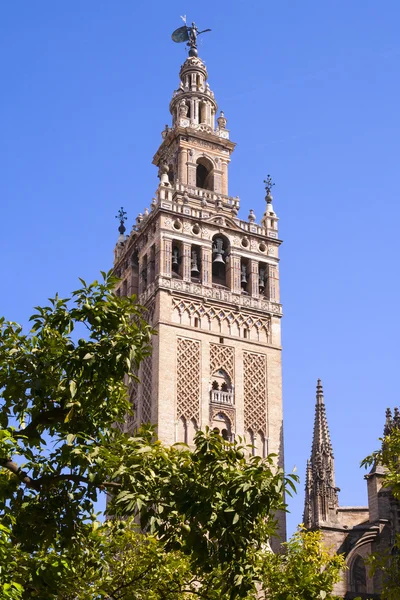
[138,275,282,317]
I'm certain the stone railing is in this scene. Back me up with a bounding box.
[210,390,234,405]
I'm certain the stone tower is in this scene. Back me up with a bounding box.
[113,41,285,542]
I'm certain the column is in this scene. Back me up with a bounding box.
[201,246,212,287]
[162,238,172,277]
[267,264,280,303]
[221,161,228,195]
[230,256,241,293]
[250,260,259,298]
[178,148,188,185]
[182,243,191,282]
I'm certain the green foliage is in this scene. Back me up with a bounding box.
[0,273,296,599]
[362,428,400,600]
[362,427,400,501]
[258,527,345,600]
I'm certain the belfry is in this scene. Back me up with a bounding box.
[113,24,285,543]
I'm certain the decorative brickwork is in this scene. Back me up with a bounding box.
[210,343,234,380]
[173,298,270,340]
[125,377,138,433]
[177,338,201,423]
[243,352,267,435]
[141,356,152,424]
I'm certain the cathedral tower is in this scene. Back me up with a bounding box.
[113,34,285,541]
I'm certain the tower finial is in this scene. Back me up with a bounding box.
[171,20,212,57]
[116,207,127,235]
[264,174,275,203]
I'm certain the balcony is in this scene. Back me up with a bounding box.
[210,390,234,405]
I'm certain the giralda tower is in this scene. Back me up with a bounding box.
[113,24,286,544]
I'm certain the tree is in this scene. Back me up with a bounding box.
[258,527,345,600]
[362,424,400,600]
[0,273,295,599]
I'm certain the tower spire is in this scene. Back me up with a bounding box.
[304,380,339,528]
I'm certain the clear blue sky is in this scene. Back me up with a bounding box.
[1,2,399,537]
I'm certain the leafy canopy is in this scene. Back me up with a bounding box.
[0,273,296,599]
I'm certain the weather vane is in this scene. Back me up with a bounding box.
[171,16,211,57]
[116,206,127,235]
[264,175,275,197]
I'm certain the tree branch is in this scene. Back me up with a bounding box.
[13,407,68,438]
[0,459,121,491]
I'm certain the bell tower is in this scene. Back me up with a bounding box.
[113,29,285,542]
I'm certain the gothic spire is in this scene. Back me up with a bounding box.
[304,380,339,528]
[312,378,333,456]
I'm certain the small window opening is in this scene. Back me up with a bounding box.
[219,337,224,344]
[212,235,229,288]
[259,263,268,297]
[194,317,200,328]
[243,328,248,339]
[191,245,201,281]
[241,259,249,294]
[196,157,214,190]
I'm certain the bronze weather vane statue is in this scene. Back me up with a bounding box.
[171,16,211,57]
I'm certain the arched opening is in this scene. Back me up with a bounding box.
[212,234,230,288]
[247,429,255,456]
[199,101,207,124]
[210,369,233,405]
[130,250,139,296]
[148,245,155,284]
[196,157,214,190]
[211,412,232,441]
[187,418,198,445]
[177,416,187,444]
[259,262,268,297]
[140,254,148,294]
[191,244,201,282]
[241,258,249,294]
[171,241,183,279]
[168,164,175,185]
[351,555,367,594]
[257,430,266,458]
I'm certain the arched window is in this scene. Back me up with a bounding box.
[171,241,183,279]
[212,234,230,288]
[241,258,249,294]
[351,555,367,593]
[191,244,201,281]
[210,370,233,405]
[177,416,187,444]
[259,262,268,297]
[196,157,214,190]
[211,412,232,441]
[247,429,255,455]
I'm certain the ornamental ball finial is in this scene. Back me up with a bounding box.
[115,207,127,235]
[264,174,275,202]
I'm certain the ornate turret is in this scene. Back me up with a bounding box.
[304,380,339,528]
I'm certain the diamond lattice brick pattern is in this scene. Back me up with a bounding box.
[177,338,201,422]
[243,352,267,435]
[210,343,234,380]
[141,356,152,424]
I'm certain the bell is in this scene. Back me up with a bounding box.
[191,251,200,276]
[172,248,179,270]
[212,252,225,265]
[241,265,247,285]
[259,268,266,293]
